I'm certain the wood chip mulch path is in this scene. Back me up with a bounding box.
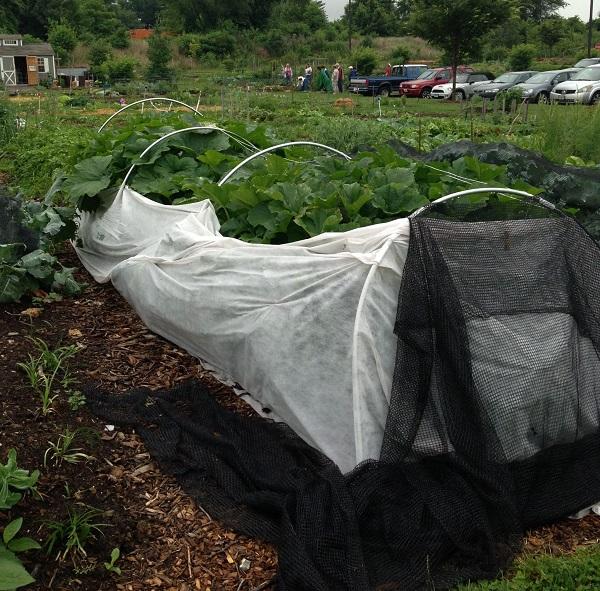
[1,248,600,590]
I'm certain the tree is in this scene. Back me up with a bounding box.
[515,0,567,23]
[538,17,565,52]
[508,43,536,69]
[411,0,511,94]
[48,21,77,63]
[268,0,327,36]
[0,0,24,33]
[343,0,405,36]
[146,34,173,80]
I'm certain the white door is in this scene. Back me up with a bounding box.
[1,56,16,85]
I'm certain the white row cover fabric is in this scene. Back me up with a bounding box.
[76,186,411,473]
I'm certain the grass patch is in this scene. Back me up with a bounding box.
[528,104,600,164]
[458,545,600,590]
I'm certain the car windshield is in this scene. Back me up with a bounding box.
[455,74,469,83]
[417,69,437,80]
[525,72,558,83]
[493,74,520,84]
[575,58,600,68]
[572,67,600,81]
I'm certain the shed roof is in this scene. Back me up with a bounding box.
[58,67,90,77]
[0,34,23,41]
[0,43,54,57]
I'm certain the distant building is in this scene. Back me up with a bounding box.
[0,34,56,87]
[57,67,93,88]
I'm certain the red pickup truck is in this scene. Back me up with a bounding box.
[400,66,474,98]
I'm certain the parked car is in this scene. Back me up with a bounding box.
[399,66,474,98]
[550,64,600,105]
[513,68,579,103]
[573,57,600,68]
[431,72,494,100]
[348,64,428,96]
[472,71,536,99]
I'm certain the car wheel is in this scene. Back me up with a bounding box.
[538,92,549,104]
[452,89,466,101]
[378,86,391,98]
[591,92,600,106]
[420,87,432,99]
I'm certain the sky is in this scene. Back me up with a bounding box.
[322,0,596,21]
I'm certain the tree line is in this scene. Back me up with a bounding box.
[0,0,328,39]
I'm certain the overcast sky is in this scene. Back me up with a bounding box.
[322,0,596,21]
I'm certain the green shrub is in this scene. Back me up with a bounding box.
[389,44,411,64]
[197,30,236,57]
[262,30,286,57]
[361,35,374,48]
[509,44,536,71]
[352,47,378,76]
[105,57,137,83]
[88,42,112,68]
[177,33,201,57]
[110,30,130,49]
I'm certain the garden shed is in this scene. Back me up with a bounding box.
[0,34,56,87]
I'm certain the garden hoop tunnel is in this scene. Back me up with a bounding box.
[97,98,203,133]
[217,142,352,186]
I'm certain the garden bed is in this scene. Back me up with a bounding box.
[1,249,277,591]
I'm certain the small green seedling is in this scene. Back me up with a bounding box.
[44,506,107,561]
[104,547,122,574]
[44,427,95,468]
[17,337,80,416]
[67,390,86,411]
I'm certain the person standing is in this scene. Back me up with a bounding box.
[332,63,340,94]
[337,64,344,93]
[283,63,293,85]
[303,63,313,91]
[385,63,392,77]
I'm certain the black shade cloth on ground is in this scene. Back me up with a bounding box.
[87,215,600,591]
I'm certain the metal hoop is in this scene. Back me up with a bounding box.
[118,126,254,193]
[97,98,203,133]
[218,142,352,186]
[410,187,558,218]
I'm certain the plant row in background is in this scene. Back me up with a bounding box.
[0,113,588,302]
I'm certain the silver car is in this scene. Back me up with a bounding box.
[513,69,579,103]
[550,65,600,105]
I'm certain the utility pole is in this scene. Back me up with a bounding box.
[348,0,352,53]
[589,0,595,58]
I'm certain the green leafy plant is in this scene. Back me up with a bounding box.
[44,427,95,468]
[17,338,80,415]
[0,517,42,590]
[67,391,86,411]
[103,547,122,575]
[44,506,107,561]
[0,450,39,511]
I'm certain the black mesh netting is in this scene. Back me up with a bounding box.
[387,140,600,239]
[87,214,600,590]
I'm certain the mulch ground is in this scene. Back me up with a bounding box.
[1,248,600,590]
